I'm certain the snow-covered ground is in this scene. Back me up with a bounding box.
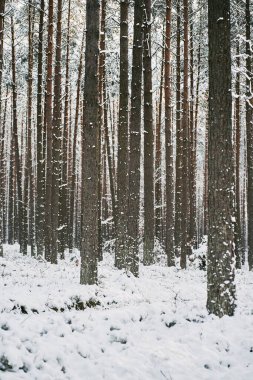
[0,244,253,380]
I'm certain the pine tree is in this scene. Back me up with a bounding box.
[80,0,100,285]
[207,0,236,317]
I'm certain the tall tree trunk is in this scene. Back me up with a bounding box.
[143,0,155,265]
[69,31,84,253]
[127,0,143,276]
[59,0,71,259]
[207,0,236,317]
[115,0,129,269]
[165,0,175,266]
[51,0,63,264]
[0,0,5,256]
[36,0,45,258]
[80,0,100,285]
[44,0,54,262]
[246,0,253,270]
[234,40,243,269]
[11,18,24,254]
[180,0,189,269]
[174,0,182,256]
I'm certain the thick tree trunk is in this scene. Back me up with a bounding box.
[207,0,236,317]
[80,0,100,285]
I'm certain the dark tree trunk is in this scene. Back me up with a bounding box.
[44,0,54,262]
[59,0,71,259]
[234,40,243,269]
[0,0,5,256]
[80,0,100,285]
[127,0,143,276]
[174,0,182,256]
[115,0,129,269]
[143,0,155,265]
[207,0,236,317]
[165,0,175,266]
[246,0,253,270]
[36,0,45,257]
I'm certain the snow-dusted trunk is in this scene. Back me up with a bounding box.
[51,0,63,264]
[180,0,189,269]
[234,41,243,269]
[115,0,129,270]
[0,0,5,256]
[36,0,45,258]
[69,31,84,253]
[44,0,54,262]
[143,0,155,266]
[246,0,253,271]
[11,19,24,254]
[207,0,236,317]
[59,0,71,260]
[165,0,175,267]
[127,0,143,276]
[174,0,182,256]
[80,0,100,285]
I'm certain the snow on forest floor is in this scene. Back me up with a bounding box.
[0,244,253,380]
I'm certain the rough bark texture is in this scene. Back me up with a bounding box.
[174,0,182,256]
[51,0,63,264]
[0,0,5,256]
[234,41,243,269]
[59,0,71,259]
[207,0,236,317]
[115,0,129,269]
[127,0,143,276]
[143,0,155,265]
[246,0,253,271]
[165,0,175,267]
[44,0,54,262]
[80,0,100,285]
[36,0,45,258]
[180,0,189,269]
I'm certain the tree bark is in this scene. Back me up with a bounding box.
[207,0,236,317]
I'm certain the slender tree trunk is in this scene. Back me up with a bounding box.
[127,0,143,276]
[246,0,253,270]
[0,0,5,256]
[69,31,84,252]
[51,0,63,264]
[207,0,236,317]
[44,0,54,262]
[11,18,24,254]
[234,40,243,269]
[165,0,175,266]
[143,0,155,265]
[155,49,164,243]
[36,0,45,257]
[115,0,129,269]
[80,0,100,285]
[59,0,71,259]
[180,0,189,269]
[174,0,182,256]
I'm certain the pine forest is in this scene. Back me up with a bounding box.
[0,0,253,379]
